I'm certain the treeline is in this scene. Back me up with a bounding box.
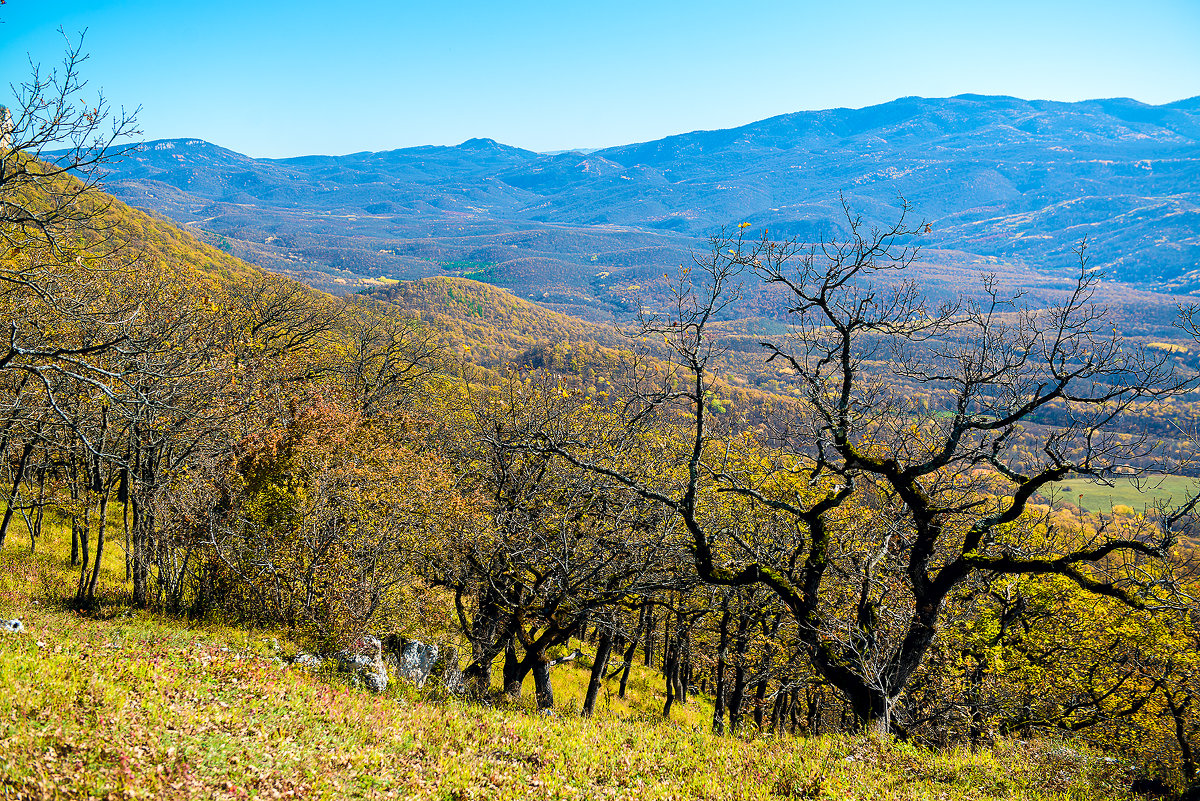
[3,70,1200,795]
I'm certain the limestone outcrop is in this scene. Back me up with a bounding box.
[291,634,463,696]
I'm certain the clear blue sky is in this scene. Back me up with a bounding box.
[2,0,1198,158]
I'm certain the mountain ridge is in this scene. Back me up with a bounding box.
[92,94,1200,309]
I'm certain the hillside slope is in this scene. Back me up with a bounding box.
[0,537,1142,801]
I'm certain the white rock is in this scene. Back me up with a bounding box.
[293,652,325,669]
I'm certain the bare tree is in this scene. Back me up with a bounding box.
[0,34,141,548]
[520,206,1191,732]
[1,32,138,246]
[424,374,685,709]
[337,297,443,419]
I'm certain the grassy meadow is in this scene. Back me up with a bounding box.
[1047,474,1197,514]
[0,522,1146,800]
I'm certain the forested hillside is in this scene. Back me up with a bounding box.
[5,75,1200,800]
[93,95,1200,310]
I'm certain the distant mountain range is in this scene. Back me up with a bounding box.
[96,94,1200,316]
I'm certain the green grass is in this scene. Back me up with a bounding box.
[0,521,1142,799]
[1048,473,1197,514]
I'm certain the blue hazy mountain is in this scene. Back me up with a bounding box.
[98,95,1200,313]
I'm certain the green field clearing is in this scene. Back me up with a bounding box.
[1047,474,1197,513]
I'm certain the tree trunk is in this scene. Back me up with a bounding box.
[682,639,693,701]
[85,492,109,605]
[643,612,655,666]
[1167,694,1197,782]
[674,628,688,705]
[753,678,769,729]
[729,662,747,733]
[968,654,986,749]
[461,592,507,698]
[74,513,90,607]
[712,598,730,734]
[118,468,130,582]
[532,656,554,710]
[673,655,686,706]
[71,517,80,566]
[844,684,892,734]
[131,517,145,606]
[771,690,786,734]
[661,626,672,675]
[618,636,638,699]
[123,496,131,582]
[805,686,821,735]
[0,441,32,551]
[662,634,679,718]
[607,634,626,675]
[582,628,615,718]
[28,468,45,551]
[130,444,155,609]
[617,604,648,699]
[503,641,524,698]
[462,658,490,698]
[462,648,495,700]
[728,610,750,733]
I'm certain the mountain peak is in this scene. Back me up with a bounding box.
[142,138,220,152]
[458,137,510,151]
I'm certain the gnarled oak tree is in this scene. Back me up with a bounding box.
[523,205,1191,732]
